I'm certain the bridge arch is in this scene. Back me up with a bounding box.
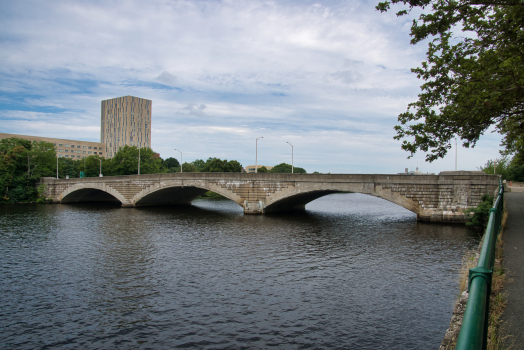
[264,185,420,216]
[132,181,243,207]
[60,183,125,204]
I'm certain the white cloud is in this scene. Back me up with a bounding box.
[0,0,504,173]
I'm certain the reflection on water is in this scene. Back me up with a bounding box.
[0,193,479,349]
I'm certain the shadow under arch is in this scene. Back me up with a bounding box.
[134,185,241,208]
[265,189,418,215]
[264,190,342,213]
[61,188,122,204]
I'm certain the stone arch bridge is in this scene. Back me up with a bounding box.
[41,171,499,223]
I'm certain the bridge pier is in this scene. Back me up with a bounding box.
[243,200,265,214]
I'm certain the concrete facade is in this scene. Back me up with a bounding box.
[0,133,106,159]
[101,95,152,158]
[41,171,499,223]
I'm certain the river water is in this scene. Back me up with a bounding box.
[0,193,479,349]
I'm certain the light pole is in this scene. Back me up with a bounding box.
[286,142,293,174]
[255,136,263,173]
[138,147,141,175]
[175,149,182,173]
[56,156,59,179]
[455,138,457,171]
[95,157,102,177]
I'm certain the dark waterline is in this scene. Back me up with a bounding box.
[0,193,479,349]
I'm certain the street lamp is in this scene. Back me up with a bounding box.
[286,142,293,174]
[95,157,102,177]
[255,136,263,173]
[175,149,182,173]
[56,156,60,179]
[455,138,457,171]
[138,147,141,175]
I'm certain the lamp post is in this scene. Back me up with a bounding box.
[138,147,141,175]
[255,136,263,173]
[56,156,59,179]
[286,142,293,174]
[455,138,457,171]
[175,149,182,173]
[95,157,102,177]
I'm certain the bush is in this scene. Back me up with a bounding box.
[466,194,494,228]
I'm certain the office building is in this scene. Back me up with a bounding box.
[0,133,105,159]
[101,95,152,158]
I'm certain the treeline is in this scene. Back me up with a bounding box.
[480,156,524,182]
[1,137,307,203]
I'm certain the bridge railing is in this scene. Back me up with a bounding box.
[455,179,504,350]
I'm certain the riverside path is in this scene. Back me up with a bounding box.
[501,192,524,349]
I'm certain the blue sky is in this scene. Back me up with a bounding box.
[0,0,503,174]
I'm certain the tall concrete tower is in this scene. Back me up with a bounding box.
[101,95,152,158]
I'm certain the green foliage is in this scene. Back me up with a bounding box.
[506,163,524,182]
[181,162,199,172]
[0,137,54,203]
[479,155,524,181]
[257,166,269,173]
[164,157,180,169]
[466,194,494,228]
[377,1,524,162]
[108,146,166,176]
[201,158,242,172]
[200,191,225,198]
[191,159,206,171]
[270,163,307,174]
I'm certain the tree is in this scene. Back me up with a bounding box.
[180,162,199,172]
[191,159,206,171]
[377,1,524,162]
[27,140,56,179]
[164,157,180,169]
[257,166,269,173]
[110,145,166,176]
[270,163,307,174]
[201,158,242,172]
[0,138,56,202]
[83,155,105,177]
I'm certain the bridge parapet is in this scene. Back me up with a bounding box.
[41,171,499,223]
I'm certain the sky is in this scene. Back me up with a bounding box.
[0,0,504,174]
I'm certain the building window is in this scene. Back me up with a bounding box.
[88,146,92,149]
[65,144,69,147]
[65,150,69,152]
[82,156,86,158]
[71,145,75,148]
[59,149,63,152]
[59,144,63,146]
[53,143,56,146]
[88,151,92,154]
[77,146,81,148]
[94,147,97,149]
[65,155,69,157]
[83,151,86,153]
[77,150,81,153]
[83,146,86,149]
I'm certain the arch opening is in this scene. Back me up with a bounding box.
[265,190,341,213]
[135,186,240,207]
[265,189,418,215]
[62,188,122,204]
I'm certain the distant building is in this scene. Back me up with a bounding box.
[245,165,273,173]
[398,167,435,175]
[0,133,105,159]
[101,95,152,158]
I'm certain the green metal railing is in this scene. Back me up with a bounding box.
[455,179,504,350]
